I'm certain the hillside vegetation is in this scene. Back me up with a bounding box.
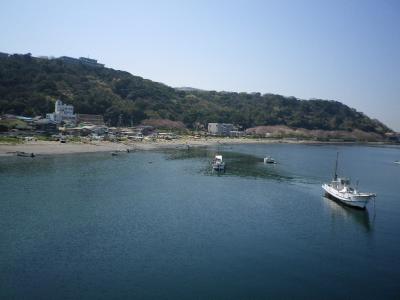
[0,54,391,134]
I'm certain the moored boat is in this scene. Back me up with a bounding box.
[16,151,35,158]
[264,156,276,164]
[212,155,225,171]
[322,153,375,209]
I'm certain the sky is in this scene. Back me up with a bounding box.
[1,0,399,130]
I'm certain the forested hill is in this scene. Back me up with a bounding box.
[0,53,391,134]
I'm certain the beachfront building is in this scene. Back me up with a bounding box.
[208,123,234,136]
[229,130,245,137]
[33,119,58,134]
[46,100,76,124]
[59,125,108,137]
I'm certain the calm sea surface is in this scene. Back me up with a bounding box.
[1,144,399,299]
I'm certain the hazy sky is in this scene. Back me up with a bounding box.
[1,0,399,130]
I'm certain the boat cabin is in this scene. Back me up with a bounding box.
[331,177,355,192]
[214,155,223,162]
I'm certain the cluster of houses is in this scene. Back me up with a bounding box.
[1,98,246,140]
[44,100,180,141]
[60,124,159,142]
[1,52,247,140]
[0,100,179,141]
[3,103,399,143]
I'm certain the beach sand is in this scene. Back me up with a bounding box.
[0,137,388,157]
[0,137,293,156]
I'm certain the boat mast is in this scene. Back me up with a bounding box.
[334,152,339,180]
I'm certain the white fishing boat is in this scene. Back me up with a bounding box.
[264,156,276,164]
[322,153,376,209]
[212,155,225,171]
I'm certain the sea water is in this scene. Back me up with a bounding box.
[1,144,399,299]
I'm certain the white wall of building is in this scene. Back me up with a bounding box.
[47,99,76,124]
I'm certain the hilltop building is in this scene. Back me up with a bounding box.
[59,56,79,64]
[79,57,104,67]
[46,100,76,124]
[59,56,104,67]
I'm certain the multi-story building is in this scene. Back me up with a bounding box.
[208,123,234,136]
[46,100,76,124]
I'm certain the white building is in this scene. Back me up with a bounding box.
[208,123,234,136]
[46,100,76,124]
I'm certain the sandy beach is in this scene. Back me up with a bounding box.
[1,137,387,157]
[0,137,303,157]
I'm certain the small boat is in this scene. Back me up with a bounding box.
[395,160,400,165]
[111,151,119,156]
[264,156,276,164]
[16,151,35,157]
[212,155,225,171]
[322,153,375,209]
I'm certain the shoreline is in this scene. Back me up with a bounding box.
[0,138,396,157]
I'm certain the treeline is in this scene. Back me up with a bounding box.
[0,54,391,134]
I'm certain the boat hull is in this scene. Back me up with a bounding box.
[322,184,374,209]
[212,163,225,171]
[264,157,276,164]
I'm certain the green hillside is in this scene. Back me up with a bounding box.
[0,53,391,134]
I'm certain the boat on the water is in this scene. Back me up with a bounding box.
[322,153,376,209]
[264,156,276,164]
[212,155,225,171]
[395,160,400,165]
[16,151,35,158]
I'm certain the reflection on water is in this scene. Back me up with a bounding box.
[322,196,372,232]
[166,147,295,181]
